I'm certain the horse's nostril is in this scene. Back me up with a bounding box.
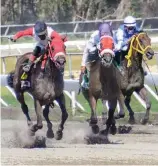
[146,51,153,60]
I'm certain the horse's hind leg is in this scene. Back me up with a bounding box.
[30,99,43,134]
[115,93,125,119]
[137,87,151,124]
[16,92,32,126]
[125,94,136,124]
[55,93,68,140]
[43,105,54,138]
[89,93,99,134]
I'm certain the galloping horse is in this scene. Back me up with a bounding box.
[86,35,123,135]
[115,31,154,124]
[7,37,68,140]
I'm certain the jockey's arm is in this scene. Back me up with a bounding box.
[81,31,99,69]
[12,27,34,40]
[115,28,124,51]
[50,30,63,40]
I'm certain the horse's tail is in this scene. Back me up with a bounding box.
[7,71,15,88]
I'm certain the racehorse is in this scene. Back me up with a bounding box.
[115,31,154,124]
[85,35,123,135]
[80,31,154,125]
[7,37,68,140]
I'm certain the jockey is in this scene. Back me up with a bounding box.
[81,22,113,74]
[114,16,140,67]
[10,21,62,77]
[80,22,114,88]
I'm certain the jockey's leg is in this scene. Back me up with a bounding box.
[23,46,41,72]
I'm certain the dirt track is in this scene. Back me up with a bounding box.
[1,118,158,165]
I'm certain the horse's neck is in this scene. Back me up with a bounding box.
[100,63,115,78]
[45,59,58,78]
[123,49,143,70]
[131,52,143,69]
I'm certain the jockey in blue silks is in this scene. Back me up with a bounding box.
[113,16,140,70]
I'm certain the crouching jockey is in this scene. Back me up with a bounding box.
[10,21,64,89]
[80,22,114,89]
[113,16,140,72]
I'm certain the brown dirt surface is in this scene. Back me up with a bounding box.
[1,107,158,165]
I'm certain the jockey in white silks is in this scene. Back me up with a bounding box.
[113,16,140,70]
[81,22,114,74]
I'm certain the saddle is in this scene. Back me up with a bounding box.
[20,54,47,90]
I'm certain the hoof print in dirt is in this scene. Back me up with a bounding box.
[84,134,110,144]
[118,125,132,134]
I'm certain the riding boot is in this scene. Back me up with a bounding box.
[23,55,36,72]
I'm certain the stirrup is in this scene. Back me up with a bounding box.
[21,80,31,90]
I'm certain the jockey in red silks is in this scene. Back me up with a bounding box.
[10,21,63,77]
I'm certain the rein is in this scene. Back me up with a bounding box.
[125,32,152,67]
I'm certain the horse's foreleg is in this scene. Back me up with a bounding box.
[16,92,32,126]
[101,99,108,125]
[43,105,54,138]
[115,93,125,119]
[125,95,135,124]
[31,99,43,133]
[137,87,151,124]
[55,93,68,140]
[89,91,99,134]
[100,98,117,135]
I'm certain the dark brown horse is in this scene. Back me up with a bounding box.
[115,31,154,124]
[7,37,68,140]
[85,36,123,135]
[80,31,154,126]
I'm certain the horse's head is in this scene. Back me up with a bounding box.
[99,36,115,67]
[48,37,66,70]
[131,32,154,60]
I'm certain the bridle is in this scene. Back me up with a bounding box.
[125,32,152,67]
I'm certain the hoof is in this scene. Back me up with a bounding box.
[28,129,35,136]
[46,129,54,139]
[31,124,43,133]
[128,116,136,125]
[89,117,98,126]
[27,121,33,127]
[91,125,99,134]
[99,129,108,136]
[115,114,125,119]
[55,130,63,140]
[140,118,148,125]
[110,125,117,135]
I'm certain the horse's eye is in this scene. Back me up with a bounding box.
[52,47,54,51]
[139,39,143,44]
